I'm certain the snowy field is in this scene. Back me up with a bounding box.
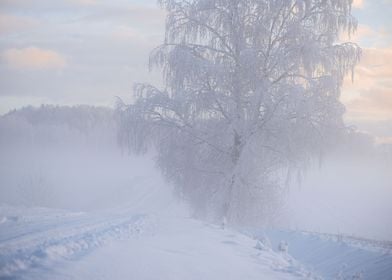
[0,205,303,280]
[1,0,392,278]
[0,162,305,280]
[0,109,391,279]
[1,163,391,279]
[1,194,392,279]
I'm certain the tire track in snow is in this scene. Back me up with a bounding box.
[0,212,156,278]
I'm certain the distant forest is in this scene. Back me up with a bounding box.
[1,105,390,162]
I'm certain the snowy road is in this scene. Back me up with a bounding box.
[0,206,157,279]
[1,205,392,279]
[0,206,307,280]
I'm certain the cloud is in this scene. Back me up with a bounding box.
[352,0,364,9]
[1,47,67,70]
[356,48,392,79]
[341,24,391,49]
[342,47,392,122]
[80,4,165,27]
[111,26,144,41]
[0,14,40,35]
[347,25,374,42]
[346,88,392,120]
[0,0,98,9]
[340,23,392,124]
[66,0,97,6]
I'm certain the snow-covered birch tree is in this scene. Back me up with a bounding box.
[118,0,361,225]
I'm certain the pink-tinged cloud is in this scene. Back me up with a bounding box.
[0,0,97,8]
[1,47,67,70]
[342,24,373,42]
[66,0,97,5]
[0,14,40,35]
[352,0,364,9]
[340,24,390,48]
[342,47,392,121]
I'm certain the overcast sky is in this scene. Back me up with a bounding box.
[0,0,391,142]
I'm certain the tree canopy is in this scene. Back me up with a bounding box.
[118,0,361,225]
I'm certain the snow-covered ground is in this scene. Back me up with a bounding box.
[1,204,310,280]
[0,205,152,278]
[0,148,305,280]
[0,138,391,279]
[1,187,391,279]
[255,230,392,280]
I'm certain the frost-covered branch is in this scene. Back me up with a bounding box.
[120,0,361,226]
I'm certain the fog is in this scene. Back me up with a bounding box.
[0,106,170,212]
[284,155,392,241]
[1,1,392,278]
[0,106,390,242]
[0,147,164,211]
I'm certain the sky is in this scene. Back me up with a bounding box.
[0,0,391,142]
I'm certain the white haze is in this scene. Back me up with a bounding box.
[0,107,169,212]
[284,155,392,241]
[0,106,390,241]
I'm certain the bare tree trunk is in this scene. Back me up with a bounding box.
[225,131,244,224]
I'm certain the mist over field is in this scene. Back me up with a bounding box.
[0,107,166,211]
[1,0,391,279]
[285,155,392,241]
[0,106,390,241]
